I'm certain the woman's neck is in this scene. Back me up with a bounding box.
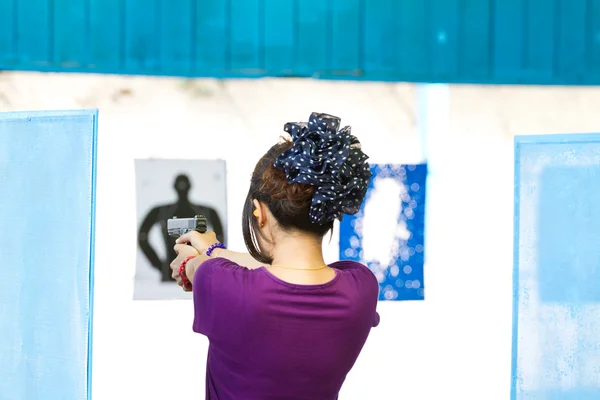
[267,233,336,285]
[269,234,326,269]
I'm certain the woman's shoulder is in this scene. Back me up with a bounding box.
[330,260,378,285]
[199,257,253,276]
[198,258,377,289]
[329,260,367,269]
[196,257,267,286]
[330,260,372,274]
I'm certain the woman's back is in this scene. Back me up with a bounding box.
[169,112,379,398]
[192,258,380,400]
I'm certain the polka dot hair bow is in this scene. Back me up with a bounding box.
[274,112,373,225]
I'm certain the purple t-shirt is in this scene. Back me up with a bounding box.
[192,258,380,400]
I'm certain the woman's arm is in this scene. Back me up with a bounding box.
[175,230,268,271]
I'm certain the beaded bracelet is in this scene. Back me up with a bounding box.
[206,242,226,257]
[178,255,196,290]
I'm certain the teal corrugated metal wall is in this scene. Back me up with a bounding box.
[0,0,599,84]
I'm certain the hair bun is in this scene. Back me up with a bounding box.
[273,112,372,224]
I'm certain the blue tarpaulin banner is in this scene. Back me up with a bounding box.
[513,134,600,400]
[0,110,98,400]
[339,163,426,301]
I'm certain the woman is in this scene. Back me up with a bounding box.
[170,113,380,400]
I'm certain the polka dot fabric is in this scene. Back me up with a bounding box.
[274,112,372,225]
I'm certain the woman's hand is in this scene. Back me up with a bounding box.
[176,230,219,255]
[170,244,200,291]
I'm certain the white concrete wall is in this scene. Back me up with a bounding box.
[2,72,600,399]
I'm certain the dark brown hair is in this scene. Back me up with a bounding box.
[242,138,334,264]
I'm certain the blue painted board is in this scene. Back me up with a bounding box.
[340,164,427,301]
[0,110,98,400]
[538,164,600,303]
[512,134,600,400]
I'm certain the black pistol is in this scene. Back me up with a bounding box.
[167,215,208,238]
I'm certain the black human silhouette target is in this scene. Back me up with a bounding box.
[134,159,227,300]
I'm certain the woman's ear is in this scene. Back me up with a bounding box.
[252,199,265,228]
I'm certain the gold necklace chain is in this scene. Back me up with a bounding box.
[269,264,329,271]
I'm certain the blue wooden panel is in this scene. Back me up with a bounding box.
[3,0,600,84]
[525,0,555,82]
[16,0,51,65]
[0,110,97,400]
[0,0,16,65]
[430,0,459,80]
[555,0,587,82]
[339,164,427,301]
[330,0,361,75]
[124,0,159,72]
[396,0,428,79]
[89,0,122,71]
[363,0,396,77]
[195,0,228,74]
[230,0,262,72]
[459,0,491,80]
[296,0,329,75]
[589,0,600,81]
[54,0,88,68]
[512,134,600,400]
[492,0,525,81]
[263,0,294,74]
[159,0,193,75]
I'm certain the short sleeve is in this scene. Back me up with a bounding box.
[367,270,380,328]
[373,311,380,327]
[192,258,217,336]
[356,263,381,328]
